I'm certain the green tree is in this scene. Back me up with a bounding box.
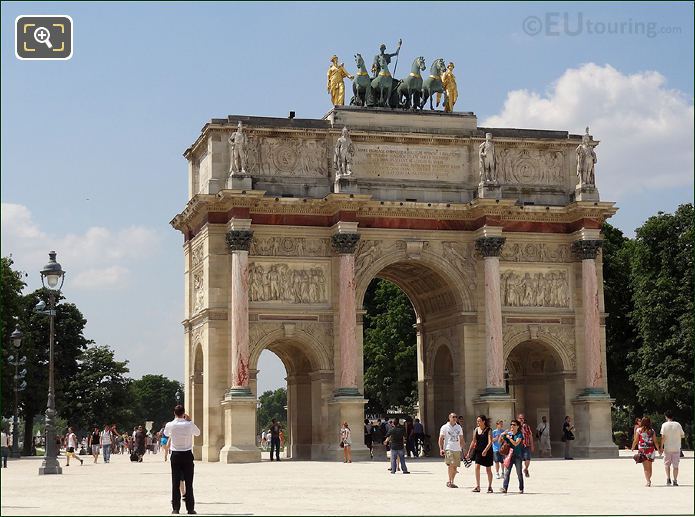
[362,279,417,414]
[602,222,641,411]
[128,374,183,431]
[257,387,287,431]
[63,345,132,431]
[15,289,92,454]
[1,257,27,419]
[627,203,693,441]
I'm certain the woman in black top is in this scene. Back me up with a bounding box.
[562,415,575,460]
[467,414,494,493]
[88,427,101,463]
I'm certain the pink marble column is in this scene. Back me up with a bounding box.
[331,232,361,397]
[227,229,254,396]
[573,240,604,394]
[475,237,506,395]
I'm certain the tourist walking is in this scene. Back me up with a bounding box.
[405,418,415,458]
[632,417,642,447]
[517,414,534,477]
[64,427,83,466]
[499,420,525,494]
[1,427,10,467]
[660,410,685,486]
[135,425,146,462]
[384,418,409,474]
[492,420,505,478]
[340,421,352,463]
[88,426,101,463]
[467,415,494,493]
[364,419,373,459]
[269,419,282,461]
[410,418,425,457]
[161,430,170,462]
[438,413,464,488]
[631,416,660,487]
[562,416,575,459]
[536,416,551,457]
[101,424,113,463]
[164,404,201,515]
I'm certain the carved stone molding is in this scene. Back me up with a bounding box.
[249,262,328,304]
[331,233,361,254]
[501,242,571,263]
[250,236,330,257]
[572,239,603,260]
[226,230,254,252]
[475,236,506,258]
[503,324,576,370]
[501,269,570,308]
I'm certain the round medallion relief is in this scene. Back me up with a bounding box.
[273,142,299,174]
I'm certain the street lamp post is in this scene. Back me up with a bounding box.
[37,251,65,476]
[9,328,27,458]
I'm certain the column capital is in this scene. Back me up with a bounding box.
[331,232,361,254]
[226,229,254,252]
[475,236,506,257]
[572,239,603,260]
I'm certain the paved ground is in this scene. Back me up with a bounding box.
[0,449,692,515]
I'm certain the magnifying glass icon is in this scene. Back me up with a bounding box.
[33,26,53,49]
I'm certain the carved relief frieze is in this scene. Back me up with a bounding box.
[253,137,328,177]
[192,270,205,314]
[249,262,329,304]
[501,242,571,263]
[191,243,204,268]
[500,268,570,308]
[440,241,477,291]
[250,236,330,257]
[497,147,565,186]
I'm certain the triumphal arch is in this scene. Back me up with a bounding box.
[172,96,619,462]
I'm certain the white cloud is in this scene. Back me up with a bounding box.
[482,63,694,200]
[1,203,160,290]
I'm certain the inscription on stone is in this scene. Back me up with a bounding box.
[352,144,467,181]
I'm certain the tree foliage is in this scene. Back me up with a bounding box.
[627,204,693,436]
[128,374,183,431]
[363,279,417,414]
[63,345,132,431]
[257,387,287,432]
[1,257,27,418]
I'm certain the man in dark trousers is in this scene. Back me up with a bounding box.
[269,418,282,461]
[384,418,410,474]
[164,404,201,515]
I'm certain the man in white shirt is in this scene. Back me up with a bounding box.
[164,404,201,515]
[64,427,83,466]
[438,412,465,488]
[659,410,685,487]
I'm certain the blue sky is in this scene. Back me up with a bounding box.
[2,2,693,393]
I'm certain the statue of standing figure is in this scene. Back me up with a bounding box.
[327,55,354,106]
[576,127,597,186]
[438,61,458,112]
[479,133,497,183]
[333,127,354,178]
[228,121,248,175]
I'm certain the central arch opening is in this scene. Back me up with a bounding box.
[358,258,466,448]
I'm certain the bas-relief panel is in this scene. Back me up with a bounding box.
[249,261,329,304]
[501,268,571,308]
[250,236,330,257]
[352,143,469,181]
[501,242,571,263]
[247,136,329,178]
[496,147,566,186]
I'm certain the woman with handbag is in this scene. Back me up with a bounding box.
[340,421,352,463]
[562,416,575,459]
[499,420,524,494]
[631,417,660,486]
[467,415,494,493]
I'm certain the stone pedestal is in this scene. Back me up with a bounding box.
[219,395,261,463]
[227,175,253,190]
[334,176,359,194]
[473,395,516,426]
[477,182,501,199]
[574,184,599,202]
[329,395,370,461]
[571,395,618,458]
